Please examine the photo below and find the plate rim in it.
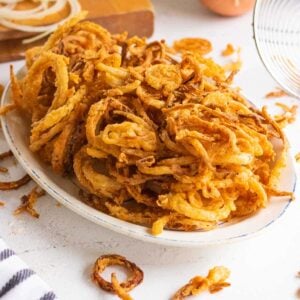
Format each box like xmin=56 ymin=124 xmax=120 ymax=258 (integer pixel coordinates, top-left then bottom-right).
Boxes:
xmin=0 ymin=66 xmax=297 ymax=247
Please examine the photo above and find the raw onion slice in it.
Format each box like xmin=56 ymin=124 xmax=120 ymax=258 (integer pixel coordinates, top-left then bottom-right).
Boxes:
xmin=0 ymin=1 xmax=67 ymax=20
xmin=0 ymin=0 xmax=81 ymax=43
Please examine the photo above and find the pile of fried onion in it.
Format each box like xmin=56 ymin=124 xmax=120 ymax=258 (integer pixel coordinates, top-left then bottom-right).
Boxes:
xmin=8 ymin=11 xmax=292 ymax=235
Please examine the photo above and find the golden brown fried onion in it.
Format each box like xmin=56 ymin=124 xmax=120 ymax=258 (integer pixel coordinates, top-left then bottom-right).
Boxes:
xmin=7 ymin=13 xmax=291 ymax=235
xmin=92 ymin=254 xmax=143 ymax=294
xmin=172 ymin=266 xmax=230 ymax=300
xmin=0 ymin=150 xmax=31 ymax=190
xmin=111 ymin=273 xmax=133 ymax=300
xmin=0 ymin=150 xmax=13 ymax=173
xmin=173 ymin=38 xmax=212 ymax=55
xmin=14 ymin=185 xmax=45 ymax=218
xmin=0 ymin=174 xmax=31 ymax=191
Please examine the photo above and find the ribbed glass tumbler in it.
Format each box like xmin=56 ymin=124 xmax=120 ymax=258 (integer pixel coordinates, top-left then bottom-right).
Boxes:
xmin=253 ymin=0 xmax=300 ymax=98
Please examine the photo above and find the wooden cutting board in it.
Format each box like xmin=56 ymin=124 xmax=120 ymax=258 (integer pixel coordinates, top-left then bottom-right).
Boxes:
xmin=0 ymin=0 xmax=154 ymax=62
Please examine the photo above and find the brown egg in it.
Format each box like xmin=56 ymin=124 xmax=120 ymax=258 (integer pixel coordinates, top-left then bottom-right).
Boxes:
xmin=201 ymin=0 xmax=255 ymax=17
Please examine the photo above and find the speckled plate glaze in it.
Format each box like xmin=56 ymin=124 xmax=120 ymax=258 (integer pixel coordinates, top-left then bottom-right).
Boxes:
xmin=0 ymin=67 xmax=297 ymax=247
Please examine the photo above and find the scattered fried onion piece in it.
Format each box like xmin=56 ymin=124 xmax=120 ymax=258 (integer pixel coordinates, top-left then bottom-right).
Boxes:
xmin=0 ymin=167 xmax=8 ymax=173
xmin=0 ymin=201 xmax=4 ymax=206
xmin=92 ymin=254 xmax=143 ymax=297
xmin=0 ymin=84 xmax=3 ymax=98
xmin=274 ymin=103 xmax=298 ymax=128
xmin=14 ymin=185 xmax=45 ymax=218
xmin=265 ymin=88 xmax=288 ymax=98
xmin=172 ymin=266 xmax=230 ymax=300
xmin=0 ymin=150 xmax=31 ymax=189
xmin=0 ymin=174 xmax=31 ymax=191
xmin=223 ymin=47 xmax=242 ymax=72
xmin=295 ymin=153 xmax=300 ymax=163
xmin=0 ymin=150 xmax=13 ymax=160
xmin=221 ymin=43 xmax=235 ymax=56
xmin=0 ymin=150 xmax=14 ymax=173
xmin=173 ymin=38 xmax=212 ymax=55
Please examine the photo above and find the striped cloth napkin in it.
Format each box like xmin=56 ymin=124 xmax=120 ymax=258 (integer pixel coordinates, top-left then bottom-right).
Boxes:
xmin=0 ymin=238 xmax=57 ymax=300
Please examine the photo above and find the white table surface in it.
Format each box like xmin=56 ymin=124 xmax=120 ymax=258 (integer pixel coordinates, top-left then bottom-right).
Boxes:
xmin=1 ymin=1 xmax=300 ymax=299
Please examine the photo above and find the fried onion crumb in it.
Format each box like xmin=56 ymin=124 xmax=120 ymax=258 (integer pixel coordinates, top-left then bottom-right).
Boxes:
xmin=0 ymin=84 xmax=3 ymax=98
xmin=295 ymin=153 xmax=300 ymax=163
xmin=221 ymin=43 xmax=235 ymax=56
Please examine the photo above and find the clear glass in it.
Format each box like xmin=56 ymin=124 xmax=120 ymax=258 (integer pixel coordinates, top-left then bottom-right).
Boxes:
xmin=253 ymin=0 xmax=300 ymax=98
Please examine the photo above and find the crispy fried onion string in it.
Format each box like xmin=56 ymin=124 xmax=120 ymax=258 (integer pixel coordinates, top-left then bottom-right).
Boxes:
xmin=172 ymin=266 xmax=231 ymax=300
xmin=7 ymin=13 xmax=291 ymax=235
xmin=0 ymin=151 xmax=31 ymax=190
xmin=14 ymin=185 xmax=45 ymax=218
xmin=92 ymin=254 xmax=143 ymax=299
xmin=0 ymin=174 xmax=31 ymax=190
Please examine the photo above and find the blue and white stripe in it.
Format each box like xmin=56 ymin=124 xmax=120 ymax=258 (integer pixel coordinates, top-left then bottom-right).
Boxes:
xmin=0 ymin=239 xmax=57 ymax=300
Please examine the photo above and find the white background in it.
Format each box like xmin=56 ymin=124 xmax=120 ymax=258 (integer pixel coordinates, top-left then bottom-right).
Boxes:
xmin=1 ymin=0 xmax=300 ymax=299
